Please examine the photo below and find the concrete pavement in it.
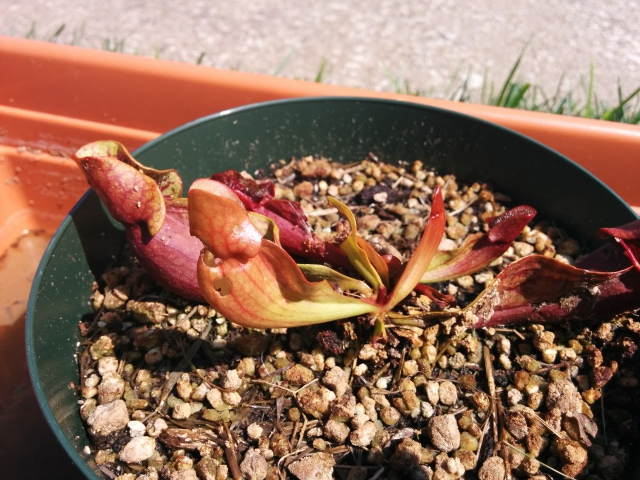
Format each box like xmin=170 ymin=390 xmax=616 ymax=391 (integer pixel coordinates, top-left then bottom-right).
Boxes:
xmin=2 ymin=0 xmax=639 ymax=105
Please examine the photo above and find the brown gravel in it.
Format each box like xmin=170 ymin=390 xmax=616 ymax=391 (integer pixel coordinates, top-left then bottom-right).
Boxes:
xmin=75 ymin=154 xmax=640 ymax=479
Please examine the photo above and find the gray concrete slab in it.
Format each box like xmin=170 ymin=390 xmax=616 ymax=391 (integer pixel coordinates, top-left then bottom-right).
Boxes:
xmin=2 ymin=0 xmax=639 ymax=104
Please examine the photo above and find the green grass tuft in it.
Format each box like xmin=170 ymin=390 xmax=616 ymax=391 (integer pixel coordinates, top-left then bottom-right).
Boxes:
xmin=384 ymin=52 xmax=640 ymax=124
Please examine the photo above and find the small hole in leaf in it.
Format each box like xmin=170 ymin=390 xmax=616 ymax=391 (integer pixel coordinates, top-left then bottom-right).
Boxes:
xmin=202 ymin=251 xmax=222 ymax=267
xmin=213 ymin=277 xmax=232 ymax=296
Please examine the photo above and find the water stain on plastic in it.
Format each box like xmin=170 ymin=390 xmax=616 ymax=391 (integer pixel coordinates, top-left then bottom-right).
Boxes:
xmin=0 ymin=230 xmax=83 ymax=478
xmin=0 ymin=230 xmax=50 ymax=327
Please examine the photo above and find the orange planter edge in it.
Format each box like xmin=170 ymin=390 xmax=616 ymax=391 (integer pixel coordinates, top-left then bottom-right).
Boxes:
xmin=1 ymin=35 xmax=639 ymax=256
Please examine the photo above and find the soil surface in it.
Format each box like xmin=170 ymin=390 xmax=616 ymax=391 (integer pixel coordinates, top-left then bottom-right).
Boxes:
xmin=73 ymin=155 xmax=640 ymax=480
xmin=1 ymin=0 xmax=638 ymax=104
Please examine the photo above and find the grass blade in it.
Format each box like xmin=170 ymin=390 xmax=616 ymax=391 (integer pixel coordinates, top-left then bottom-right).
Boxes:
xmin=493 ymin=49 xmax=525 ymax=107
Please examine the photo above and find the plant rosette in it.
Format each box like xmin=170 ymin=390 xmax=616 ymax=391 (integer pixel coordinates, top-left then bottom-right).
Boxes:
xmin=75 ymin=140 xmax=640 ymax=338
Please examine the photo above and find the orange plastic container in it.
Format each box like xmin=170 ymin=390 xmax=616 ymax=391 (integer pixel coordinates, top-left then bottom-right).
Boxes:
xmin=0 ymin=36 xmax=638 ymax=477
xmin=2 ymin=37 xmax=639 ymax=251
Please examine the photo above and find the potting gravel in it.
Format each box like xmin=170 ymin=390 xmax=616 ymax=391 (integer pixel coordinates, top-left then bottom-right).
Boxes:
xmin=76 ymin=154 xmax=639 ymax=480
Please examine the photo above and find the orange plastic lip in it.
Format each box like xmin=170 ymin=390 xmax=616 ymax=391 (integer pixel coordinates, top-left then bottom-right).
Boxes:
xmin=2 ymin=36 xmax=640 ymax=210
xmin=1 ymin=35 xmax=639 ymax=255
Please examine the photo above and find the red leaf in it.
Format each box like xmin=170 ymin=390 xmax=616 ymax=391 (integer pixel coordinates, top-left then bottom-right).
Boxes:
xmin=188 ymin=179 xmax=263 ymax=260
xmin=210 ymin=169 xmax=275 ymax=203
xmin=573 ymin=219 xmax=640 ymax=318
xmin=384 ymin=186 xmax=446 ymax=309
xmin=196 ymin=241 xmax=379 ymax=328
xmin=421 ymin=205 xmax=536 ymax=283
xmin=487 ymin=206 xmax=537 ymax=243
xmin=466 ymin=255 xmax=625 ymax=328
xmin=413 ymin=284 xmax=457 ymax=309
xmin=598 ymin=219 xmax=640 ymax=270
xmin=126 ymin=201 xmax=206 ymax=302
xmin=74 ymin=141 xmax=205 ymax=301
xmin=211 ymin=170 xmax=349 ymax=267
xmin=189 ymin=179 xmax=379 ymax=328
xmin=74 ymin=143 xmax=167 ymax=236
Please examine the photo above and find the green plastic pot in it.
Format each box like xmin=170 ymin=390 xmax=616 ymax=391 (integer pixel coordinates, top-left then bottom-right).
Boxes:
xmin=26 ymin=97 xmax=638 ymax=478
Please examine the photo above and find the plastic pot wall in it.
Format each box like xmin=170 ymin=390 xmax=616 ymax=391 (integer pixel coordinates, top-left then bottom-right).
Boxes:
xmin=27 ymin=97 xmax=638 ymax=479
